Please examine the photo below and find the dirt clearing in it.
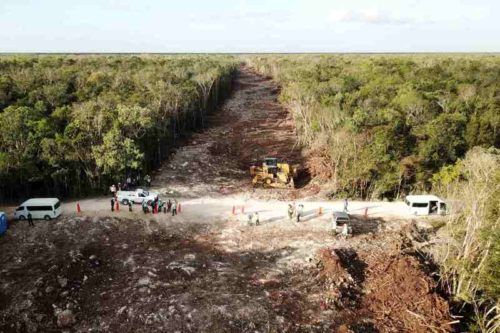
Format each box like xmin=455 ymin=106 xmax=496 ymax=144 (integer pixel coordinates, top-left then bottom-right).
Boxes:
xmin=0 ymin=67 xmax=454 ymax=332
xmin=0 ymin=214 xmax=452 ymax=332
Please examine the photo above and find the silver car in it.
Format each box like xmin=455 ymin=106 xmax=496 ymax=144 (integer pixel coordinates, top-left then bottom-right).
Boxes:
xmin=331 ymin=211 xmax=351 ymax=235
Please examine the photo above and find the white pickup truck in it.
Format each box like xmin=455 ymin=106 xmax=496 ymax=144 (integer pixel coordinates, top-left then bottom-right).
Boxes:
xmin=116 ymin=189 xmax=159 ymax=205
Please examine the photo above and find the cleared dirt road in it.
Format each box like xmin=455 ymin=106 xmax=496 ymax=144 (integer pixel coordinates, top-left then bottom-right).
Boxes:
xmin=152 ymin=66 xmax=304 ymax=198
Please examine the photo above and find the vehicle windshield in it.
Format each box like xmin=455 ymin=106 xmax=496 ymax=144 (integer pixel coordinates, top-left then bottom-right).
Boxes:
xmin=16 ymin=206 xmax=24 ymax=211
xmin=143 ymin=191 xmax=149 ymax=196
xmin=265 ymin=159 xmax=278 ymax=167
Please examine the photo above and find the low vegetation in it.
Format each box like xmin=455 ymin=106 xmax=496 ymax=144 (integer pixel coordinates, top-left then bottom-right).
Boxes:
xmin=0 ymin=55 xmax=238 ymax=200
xmin=247 ymin=54 xmax=500 ymax=199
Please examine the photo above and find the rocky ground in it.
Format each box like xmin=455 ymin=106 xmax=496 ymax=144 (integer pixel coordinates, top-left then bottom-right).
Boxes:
xmin=0 ymin=67 xmax=454 ymax=332
xmin=0 ymin=212 xmax=451 ymax=332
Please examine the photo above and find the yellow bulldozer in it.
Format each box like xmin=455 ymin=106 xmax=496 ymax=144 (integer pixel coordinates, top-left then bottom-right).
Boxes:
xmin=250 ymin=158 xmax=297 ymax=188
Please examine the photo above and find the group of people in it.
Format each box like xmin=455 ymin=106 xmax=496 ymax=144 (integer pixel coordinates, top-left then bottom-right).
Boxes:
xmin=109 ymin=174 xmax=152 ymax=197
xmin=108 ymin=174 xmax=180 ymax=217
xmin=141 ymin=197 xmax=178 ymax=216
xmin=287 ymin=203 xmax=305 ymax=223
xmin=109 ymin=195 xmax=180 ymax=216
xmin=246 ymin=212 xmax=260 ymax=226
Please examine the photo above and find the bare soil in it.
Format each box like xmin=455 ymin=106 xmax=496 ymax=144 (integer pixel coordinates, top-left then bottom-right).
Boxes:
xmin=0 ymin=67 xmax=453 ymax=332
xmin=153 ymin=66 xmax=307 ymax=199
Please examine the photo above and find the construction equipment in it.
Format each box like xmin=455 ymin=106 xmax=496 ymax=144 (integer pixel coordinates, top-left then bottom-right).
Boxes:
xmin=250 ymin=158 xmax=297 ymax=188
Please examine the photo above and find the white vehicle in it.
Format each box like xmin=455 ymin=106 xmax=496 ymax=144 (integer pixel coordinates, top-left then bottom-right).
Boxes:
xmin=405 ymin=195 xmax=446 ymax=216
xmin=116 ymin=189 xmax=158 ymax=205
xmin=331 ymin=211 xmax=352 ymax=234
xmin=14 ymin=198 xmax=62 ymax=221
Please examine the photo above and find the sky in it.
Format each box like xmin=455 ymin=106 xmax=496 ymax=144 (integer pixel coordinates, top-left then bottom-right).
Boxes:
xmin=0 ymin=0 xmax=499 ymax=53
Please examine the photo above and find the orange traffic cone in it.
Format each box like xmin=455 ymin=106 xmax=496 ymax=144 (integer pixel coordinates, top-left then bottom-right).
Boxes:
xmin=77 ymin=203 xmax=81 ymax=213
xmin=116 ymin=201 xmax=120 ymax=212
xmin=178 ymin=203 xmax=182 ymax=213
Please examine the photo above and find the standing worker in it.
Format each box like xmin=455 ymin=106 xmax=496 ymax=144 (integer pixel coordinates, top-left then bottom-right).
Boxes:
xmin=253 ymin=212 xmax=260 ymax=226
xmin=343 ymin=198 xmax=349 ymax=213
xmin=144 ymin=174 xmax=151 ymax=187
xmin=128 ymin=201 xmax=133 ymax=212
xmin=287 ymin=204 xmax=294 ymax=222
xmin=166 ymin=199 xmax=172 ymax=213
xmin=296 ymin=204 xmax=304 ymax=223
xmin=111 ymin=197 xmax=115 ymax=212
xmin=331 ymin=212 xmax=338 ymax=234
xmin=142 ymin=200 xmax=148 ymax=214
xmin=341 ymin=223 xmax=349 ymax=237
xmin=172 ymin=199 xmax=178 ymax=216
xmin=150 ymin=200 xmax=155 ymax=214
xmin=247 ymin=213 xmax=253 ymax=226
xmin=110 ymin=184 xmax=117 ymax=198
xmin=27 ymin=212 xmax=34 ymax=227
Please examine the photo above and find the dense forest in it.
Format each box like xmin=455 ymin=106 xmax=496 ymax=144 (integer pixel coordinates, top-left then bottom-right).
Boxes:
xmin=0 ymin=55 xmax=238 ymax=200
xmin=247 ymin=55 xmax=500 ymax=199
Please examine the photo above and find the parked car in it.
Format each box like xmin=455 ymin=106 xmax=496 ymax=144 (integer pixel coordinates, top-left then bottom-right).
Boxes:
xmin=331 ymin=211 xmax=352 ymax=235
xmin=116 ymin=189 xmax=158 ymax=205
xmin=14 ymin=198 xmax=62 ymax=221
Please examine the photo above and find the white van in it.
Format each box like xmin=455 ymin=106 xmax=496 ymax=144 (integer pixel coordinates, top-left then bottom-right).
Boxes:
xmin=405 ymin=195 xmax=446 ymax=216
xmin=14 ymin=198 xmax=62 ymax=220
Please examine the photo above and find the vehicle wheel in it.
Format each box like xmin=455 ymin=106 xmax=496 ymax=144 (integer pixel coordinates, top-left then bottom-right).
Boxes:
xmin=18 ymin=215 xmax=26 ymax=220
xmin=121 ymin=199 xmax=129 ymax=205
xmin=44 ymin=215 xmax=51 ymax=220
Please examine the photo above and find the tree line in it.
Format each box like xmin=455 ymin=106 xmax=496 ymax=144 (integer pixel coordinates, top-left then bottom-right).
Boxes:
xmin=0 ymin=55 xmax=238 ymax=201
xmin=246 ymin=54 xmax=499 ymax=199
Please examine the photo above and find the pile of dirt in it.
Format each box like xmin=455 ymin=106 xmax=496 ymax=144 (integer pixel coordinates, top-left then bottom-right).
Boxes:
xmin=361 ymin=254 xmax=451 ymax=332
xmin=313 ymin=246 xmax=452 ymax=332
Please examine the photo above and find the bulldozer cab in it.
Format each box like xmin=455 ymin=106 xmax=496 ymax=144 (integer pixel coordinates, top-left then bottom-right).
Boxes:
xmin=264 ymin=158 xmax=278 ymax=167
xmin=263 ymin=158 xmax=278 ymax=175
